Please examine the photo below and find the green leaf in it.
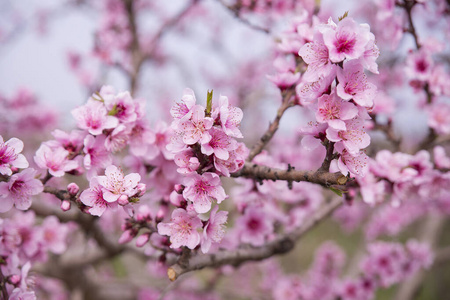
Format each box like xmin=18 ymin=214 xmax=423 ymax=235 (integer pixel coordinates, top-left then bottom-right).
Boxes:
xmin=206 ymin=89 xmax=213 ymax=117
xmin=329 ymin=186 xmax=343 ymax=197
xmin=338 ymin=11 xmax=349 ymax=22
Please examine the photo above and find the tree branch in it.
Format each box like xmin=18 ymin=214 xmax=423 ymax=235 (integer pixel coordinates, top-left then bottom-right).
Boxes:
xmin=247 ymin=88 xmax=296 ymax=161
xmin=166 ymin=198 xmax=343 ymax=281
xmin=231 ymin=162 xmax=348 ymax=187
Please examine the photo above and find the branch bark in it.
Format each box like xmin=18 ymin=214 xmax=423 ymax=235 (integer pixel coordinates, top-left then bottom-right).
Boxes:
xmin=232 ymin=162 xmax=348 ymax=187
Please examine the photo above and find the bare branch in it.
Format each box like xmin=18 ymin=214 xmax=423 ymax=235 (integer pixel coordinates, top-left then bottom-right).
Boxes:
xmin=247 ymin=88 xmax=296 ymax=161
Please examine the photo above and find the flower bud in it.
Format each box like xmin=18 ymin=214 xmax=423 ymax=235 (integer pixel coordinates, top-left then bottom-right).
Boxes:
xmin=60 ymin=200 xmax=71 ymax=211
xmin=174 ymin=184 xmax=184 ymax=194
xmin=169 ymin=191 xmax=184 ymax=207
xmin=67 ymin=182 xmax=79 ymax=195
xmin=136 ymin=183 xmax=146 ymax=196
xmin=118 ymin=194 xmax=129 ymax=206
xmin=136 ymin=233 xmax=150 ymax=247
xmin=9 ymin=274 xmax=20 ymax=285
xmin=118 ymin=229 xmax=136 ymax=244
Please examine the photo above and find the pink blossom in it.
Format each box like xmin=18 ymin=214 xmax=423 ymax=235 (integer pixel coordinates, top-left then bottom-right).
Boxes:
xmin=96 ymin=165 xmax=141 ymax=203
xmin=201 ymin=205 xmax=228 ymax=253
xmin=337 ymin=278 xmax=374 ymax=300
xmin=336 ymin=60 xmax=377 ymax=107
xmin=183 ymin=172 xmax=227 ymax=214
xmin=299 ymin=33 xmax=335 ymax=82
xmin=104 ymin=124 xmax=131 ymax=152
xmin=299 ymin=121 xmax=328 ymax=150
xmin=267 ymin=71 xmax=300 ymax=90
xmin=34 ymin=144 xmax=78 ymax=177
xmin=213 ymin=142 xmax=249 ymax=177
xmin=80 ymin=177 xmax=118 ymax=216
xmin=316 ymin=92 xmax=358 ymax=130
xmin=104 ymin=91 xmax=138 ymax=123
xmin=50 ymin=129 xmax=85 ymax=154
xmin=322 ymin=17 xmax=371 ymax=63
xmin=128 ymin=121 xmax=158 ymax=158
xmin=215 ymin=95 xmax=243 ymax=138
xmin=427 ymin=102 xmax=450 ymax=135
xmin=296 ymin=71 xmax=335 ymax=105
xmin=357 ymin=171 xmax=387 ymax=205
xmin=310 ymin=241 xmax=346 ymax=278
xmin=326 ymin=118 xmax=371 ymax=156
xmin=361 ymin=241 xmax=409 ymax=287
xmin=71 ymin=99 xmax=119 ymax=135
xmin=0 ymin=168 xmax=43 ymax=213
xmin=157 ymin=208 xmax=203 ymax=249
xmin=83 ymin=134 xmax=112 ymax=177
xmin=201 ymin=127 xmax=237 ymax=160
xmin=38 ymin=216 xmax=69 ymax=254
xmin=170 ymin=88 xmax=197 ymax=128
xmin=333 ymin=143 xmax=369 ymax=177
xmin=237 ymin=206 xmax=273 ymax=246
xmin=359 ymin=39 xmax=380 ymax=74
xmin=9 ymin=288 xmax=36 ymax=300
xmin=272 ymin=275 xmax=303 ymax=300
xmin=179 ymin=105 xmax=213 ymax=145
xmin=433 ymin=146 xmax=450 ymax=169
xmin=405 ymin=240 xmax=433 ymax=271
xmin=174 ymin=149 xmax=200 ymax=174
xmin=0 ymin=136 xmax=29 ymax=176
xmin=405 ymin=48 xmax=433 ymax=82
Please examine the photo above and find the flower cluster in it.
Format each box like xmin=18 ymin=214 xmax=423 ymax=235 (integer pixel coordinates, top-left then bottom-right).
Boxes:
xmin=156 ymin=89 xmax=246 ymax=252
xmin=93 ymin=0 xmax=132 ymax=67
xmin=295 ymin=16 xmax=378 ymax=177
xmin=32 ymin=86 xmax=153 ymax=181
xmin=0 ymin=211 xmax=70 ymax=298
xmin=265 ymin=239 xmax=432 ymax=300
xmin=361 ymin=240 xmax=433 ymax=288
xmin=80 ymin=165 xmax=145 ymax=216
xmin=0 ymin=135 xmax=44 ymax=213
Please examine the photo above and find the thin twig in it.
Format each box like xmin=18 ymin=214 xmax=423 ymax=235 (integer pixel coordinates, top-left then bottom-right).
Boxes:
xmin=247 ymin=88 xmax=296 ymax=161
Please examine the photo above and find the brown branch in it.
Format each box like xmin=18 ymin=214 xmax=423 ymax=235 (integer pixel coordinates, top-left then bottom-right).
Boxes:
xmin=166 ymin=198 xmax=343 ymax=281
xmin=216 ymin=0 xmax=270 ymax=34
xmin=43 ymin=186 xmax=74 ymax=201
xmin=247 ymin=88 xmax=296 ymax=161
xmin=123 ymin=0 xmax=199 ymax=94
xmin=0 ymin=267 xmax=9 ymax=300
xmin=231 ymin=162 xmax=348 ymax=187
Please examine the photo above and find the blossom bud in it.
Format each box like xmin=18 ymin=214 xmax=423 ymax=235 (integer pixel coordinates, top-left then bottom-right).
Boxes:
xmin=169 ymin=190 xmax=183 ymax=207
xmin=118 ymin=229 xmax=136 ymax=244
xmin=60 ymin=200 xmax=71 ymax=211
xmin=174 ymin=184 xmax=184 ymax=194
xmin=9 ymin=274 xmax=20 ymax=285
xmin=136 ymin=233 xmax=150 ymax=247
xmin=118 ymin=194 xmax=130 ymax=206
xmin=67 ymin=182 xmax=79 ymax=195
xmin=136 ymin=183 xmax=146 ymax=196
